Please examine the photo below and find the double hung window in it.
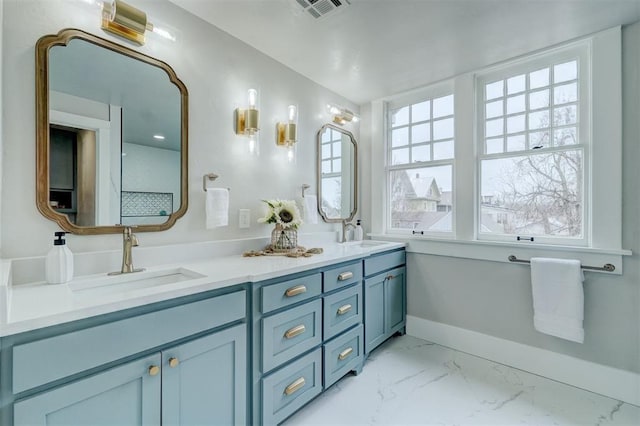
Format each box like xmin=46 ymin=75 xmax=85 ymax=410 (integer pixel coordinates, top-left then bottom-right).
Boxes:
xmin=477 ymin=46 xmax=589 ymax=245
xmin=386 ymin=89 xmax=455 ymax=234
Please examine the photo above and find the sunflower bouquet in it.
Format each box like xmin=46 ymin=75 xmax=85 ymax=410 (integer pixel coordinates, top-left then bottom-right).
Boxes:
xmin=258 ymin=199 xmax=303 ymax=251
xmin=257 ymin=199 xmax=303 ymax=229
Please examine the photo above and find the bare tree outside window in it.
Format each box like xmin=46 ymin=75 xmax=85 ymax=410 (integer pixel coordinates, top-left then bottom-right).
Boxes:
xmin=479 ymin=59 xmax=584 ymax=240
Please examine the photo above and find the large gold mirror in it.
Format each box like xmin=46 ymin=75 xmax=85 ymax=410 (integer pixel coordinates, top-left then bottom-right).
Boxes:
xmin=317 ymin=124 xmax=358 ymax=222
xmin=36 ymin=29 xmax=188 ymax=235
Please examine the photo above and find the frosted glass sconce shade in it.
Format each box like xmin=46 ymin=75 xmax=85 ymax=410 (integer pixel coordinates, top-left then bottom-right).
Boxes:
xmin=100 ymin=0 xmax=175 ymax=44
xmin=327 ymin=103 xmax=359 ymax=125
xmin=235 ymin=89 xmax=261 ymax=155
xmin=277 ymin=104 xmax=298 ymax=163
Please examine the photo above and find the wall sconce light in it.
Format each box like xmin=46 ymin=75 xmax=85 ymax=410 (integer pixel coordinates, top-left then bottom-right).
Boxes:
xmin=327 ymin=103 xmax=359 ymax=125
xmin=277 ymin=105 xmax=298 ymax=163
xmin=100 ymin=0 xmax=176 ymax=45
xmin=235 ymin=89 xmax=260 ymax=155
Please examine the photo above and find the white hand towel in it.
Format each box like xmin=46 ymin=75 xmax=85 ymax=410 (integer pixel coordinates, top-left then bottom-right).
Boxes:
xmin=205 ymin=188 xmax=229 ymax=228
xmin=530 ymin=257 xmax=585 ymax=343
xmin=300 ymin=195 xmax=318 ymax=225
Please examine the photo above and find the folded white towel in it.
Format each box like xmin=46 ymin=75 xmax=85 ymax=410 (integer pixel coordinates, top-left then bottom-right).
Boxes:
xmin=530 ymin=257 xmax=585 ymax=343
xmin=205 ymin=188 xmax=229 ymax=229
xmin=300 ymin=195 xmax=318 ymax=225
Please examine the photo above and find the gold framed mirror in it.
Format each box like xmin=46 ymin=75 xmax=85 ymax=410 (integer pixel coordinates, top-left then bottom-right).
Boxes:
xmin=36 ymin=28 xmax=188 ymax=235
xmin=317 ymin=123 xmax=358 ymax=222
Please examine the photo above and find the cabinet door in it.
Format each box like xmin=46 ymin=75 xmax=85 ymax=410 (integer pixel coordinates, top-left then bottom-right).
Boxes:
xmin=364 ymin=266 xmax=406 ymax=354
xmin=386 ymin=266 xmax=406 ymax=334
xmin=14 ymin=354 xmax=161 ymax=425
xmin=162 ymin=323 xmax=247 ymax=426
xmin=364 ymin=274 xmax=386 ymax=353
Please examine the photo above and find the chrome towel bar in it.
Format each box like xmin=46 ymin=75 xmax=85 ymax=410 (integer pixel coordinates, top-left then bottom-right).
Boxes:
xmin=508 ymin=255 xmax=615 ymax=272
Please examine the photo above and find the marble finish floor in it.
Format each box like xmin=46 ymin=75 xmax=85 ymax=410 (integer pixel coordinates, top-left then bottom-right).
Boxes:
xmin=284 ymin=335 xmax=640 ymax=425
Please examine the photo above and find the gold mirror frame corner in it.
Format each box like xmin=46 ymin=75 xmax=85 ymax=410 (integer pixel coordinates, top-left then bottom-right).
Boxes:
xmin=35 ymin=28 xmax=189 ymax=235
xmin=316 ymin=123 xmax=358 ymax=224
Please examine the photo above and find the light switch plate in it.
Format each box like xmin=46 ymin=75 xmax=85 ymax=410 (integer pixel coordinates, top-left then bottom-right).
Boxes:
xmin=239 ymin=209 xmax=251 ymax=228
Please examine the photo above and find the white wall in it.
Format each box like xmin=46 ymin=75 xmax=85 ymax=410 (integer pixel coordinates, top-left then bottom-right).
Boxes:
xmin=0 ymin=0 xmax=4 ymax=256
xmin=0 ymin=0 xmax=358 ymax=257
xmin=360 ymin=22 xmax=640 ymax=374
xmin=121 ymin=142 xmax=180 ymax=213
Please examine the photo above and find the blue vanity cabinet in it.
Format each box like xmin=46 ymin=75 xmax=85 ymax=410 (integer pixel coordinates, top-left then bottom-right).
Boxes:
xmin=252 ymin=260 xmax=367 ymax=425
xmin=364 ymin=250 xmax=407 ymax=354
xmin=4 ymin=287 xmax=248 ymax=426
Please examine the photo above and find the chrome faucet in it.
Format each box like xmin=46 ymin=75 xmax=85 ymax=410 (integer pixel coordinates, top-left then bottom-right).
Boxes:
xmin=341 ymin=220 xmax=356 ymax=243
xmin=109 ymin=226 xmax=144 ymax=275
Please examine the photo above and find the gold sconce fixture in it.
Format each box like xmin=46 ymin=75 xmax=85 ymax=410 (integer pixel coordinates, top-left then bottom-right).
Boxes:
xmin=327 ymin=103 xmax=359 ymax=125
xmin=276 ymin=105 xmax=298 ymax=163
xmin=235 ymin=89 xmax=260 ymax=155
xmin=99 ymin=0 xmax=175 ymax=45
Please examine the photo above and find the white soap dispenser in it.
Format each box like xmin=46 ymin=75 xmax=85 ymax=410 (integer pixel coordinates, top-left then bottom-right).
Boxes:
xmin=46 ymin=231 xmax=74 ymax=284
xmin=354 ymin=219 xmax=364 ymax=241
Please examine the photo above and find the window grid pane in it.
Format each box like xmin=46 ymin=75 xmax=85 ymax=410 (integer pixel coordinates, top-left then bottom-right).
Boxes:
xmin=321 ymin=131 xmax=342 ymax=174
xmin=483 ymin=58 xmax=580 ymax=155
xmin=388 ymin=95 xmax=454 ymax=165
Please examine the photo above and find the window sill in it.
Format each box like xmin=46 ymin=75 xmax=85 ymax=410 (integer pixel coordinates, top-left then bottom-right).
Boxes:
xmin=368 ymin=233 xmax=632 ymax=275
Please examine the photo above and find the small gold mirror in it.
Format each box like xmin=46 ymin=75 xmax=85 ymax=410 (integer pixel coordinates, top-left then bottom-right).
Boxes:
xmin=36 ymin=29 xmax=188 ymax=235
xmin=317 ymin=124 xmax=358 ymax=222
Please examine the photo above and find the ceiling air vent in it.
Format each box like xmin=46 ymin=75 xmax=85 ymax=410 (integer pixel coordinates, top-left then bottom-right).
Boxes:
xmin=294 ymin=0 xmax=352 ymax=20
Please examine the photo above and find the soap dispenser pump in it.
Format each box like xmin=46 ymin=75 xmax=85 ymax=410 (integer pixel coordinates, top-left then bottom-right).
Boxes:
xmin=46 ymin=231 xmax=74 ymax=284
xmin=354 ymin=219 xmax=364 ymax=241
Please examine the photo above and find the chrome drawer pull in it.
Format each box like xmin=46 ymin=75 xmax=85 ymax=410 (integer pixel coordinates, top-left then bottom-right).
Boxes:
xmin=285 ymin=285 xmax=307 ymax=297
xmin=338 ymin=347 xmax=354 ymax=361
xmin=338 ymin=271 xmax=354 ymax=281
xmin=337 ymin=304 xmax=352 ymax=315
xmin=284 ymin=324 xmax=306 ymax=339
xmin=284 ymin=377 xmax=306 ymax=395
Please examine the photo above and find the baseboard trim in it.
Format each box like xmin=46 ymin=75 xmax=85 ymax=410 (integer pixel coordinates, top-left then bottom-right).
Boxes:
xmin=407 ymin=316 xmax=640 ymax=406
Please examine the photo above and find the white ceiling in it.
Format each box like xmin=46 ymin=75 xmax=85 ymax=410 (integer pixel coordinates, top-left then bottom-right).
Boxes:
xmin=169 ymin=0 xmax=640 ymax=105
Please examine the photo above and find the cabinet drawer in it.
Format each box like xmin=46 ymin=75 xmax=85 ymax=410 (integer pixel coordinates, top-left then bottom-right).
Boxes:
xmin=364 ymin=250 xmax=406 ymax=277
xmin=323 ymin=284 xmax=362 ymax=340
xmin=261 ymin=348 xmax=322 ymax=426
xmin=323 ymin=325 xmax=363 ymax=389
xmin=13 ymin=289 xmax=246 ymax=394
xmin=261 ymin=273 xmax=321 ymax=314
xmin=261 ymin=299 xmax=322 ymax=373
xmin=323 ymin=261 xmax=362 ymax=293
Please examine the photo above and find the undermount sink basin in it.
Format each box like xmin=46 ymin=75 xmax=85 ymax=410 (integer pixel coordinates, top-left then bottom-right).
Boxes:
xmin=342 ymin=240 xmax=390 ymax=248
xmin=69 ymin=268 xmax=206 ymax=296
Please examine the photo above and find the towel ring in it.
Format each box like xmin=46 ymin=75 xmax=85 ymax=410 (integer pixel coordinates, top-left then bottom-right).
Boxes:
xmin=203 ymin=173 xmax=219 ymax=192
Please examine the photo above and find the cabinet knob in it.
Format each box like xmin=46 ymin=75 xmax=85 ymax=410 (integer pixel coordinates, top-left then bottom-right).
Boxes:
xmin=337 ymin=304 xmax=352 ymax=315
xmin=148 ymin=365 xmax=160 ymax=376
xmin=284 ymin=324 xmax=306 ymax=339
xmin=386 ymin=274 xmax=395 ymax=280
xmin=169 ymin=357 xmax=180 ymax=368
xmin=285 ymin=285 xmax=307 ymax=297
xmin=338 ymin=271 xmax=354 ymax=281
xmin=338 ymin=347 xmax=354 ymax=361
xmin=284 ymin=377 xmax=306 ymax=396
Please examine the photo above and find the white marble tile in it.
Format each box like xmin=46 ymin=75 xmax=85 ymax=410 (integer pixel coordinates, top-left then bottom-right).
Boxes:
xmin=284 ymin=336 xmax=640 ymax=425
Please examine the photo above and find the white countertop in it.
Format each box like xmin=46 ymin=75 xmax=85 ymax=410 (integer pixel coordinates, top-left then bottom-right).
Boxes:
xmin=0 ymin=240 xmax=405 ymax=337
